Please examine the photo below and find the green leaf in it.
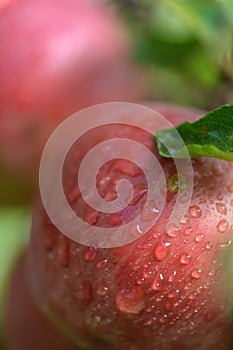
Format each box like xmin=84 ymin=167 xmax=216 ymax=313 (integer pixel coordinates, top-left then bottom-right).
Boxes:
xmin=155 ymin=104 xmax=233 ymax=161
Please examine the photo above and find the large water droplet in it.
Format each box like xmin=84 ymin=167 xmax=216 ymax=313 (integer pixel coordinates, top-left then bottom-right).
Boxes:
xmin=154 ymin=241 xmax=171 ymax=261
xmin=168 ymin=270 xmax=177 ymax=282
xmin=217 ymin=219 xmax=229 ymax=233
xmin=116 ymin=286 xmax=145 ymax=314
xmin=189 ymin=205 xmax=202 ymax=218
xmin=166 ymin=224 xmax=179 ymax=238
xmin=195 ymin=234 xmax=205 ymax=243
xmin=151 ymin=272 xmax=164 ymax=291
xmin=179 ymin=254 xmax=191 ymax=265
xmin=180 ymin=215 xmax=190 ymax=224
xmin=191 ymin=269 xmax=202 ymax=279
xmin=184 ymin=227 xmax=193 ymax=236
xmin=216 ymin=203 xmax=227 ymax=215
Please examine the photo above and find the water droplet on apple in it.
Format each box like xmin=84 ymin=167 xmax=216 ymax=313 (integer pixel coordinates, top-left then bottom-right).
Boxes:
xmin=188 ymin=293 xmax=197 ymax=300
xmin=165 ymin=301 xmax=173 ymax=311
xmin=96 ymin=283 xmax=108 ymax=296
xmin=168 ymin=270 xmax=177 ymax=282
xmin=96 ymin=259 xmax=108 ymax=269
xmin=216 ymin=203 xmax=227 ymax=215
xmin=151 ymin=272 xmax=164 ymax=291
xmin=195 ymin=234 xmax=205 ymax=243
xmin=217 ymin=219 xmax=229 ymax=233
xmin=166 ymin=224 xmax=179 ymax=238
xmin=116 ymin=286 xmax=145 ymax=314
xmin=205 ymin=241 xmax=213 ymax=250
xmin=179 ymin=254 xmax=191 ymax=265
xmin=168 ymin=289 xmax=180 ymax=299
xmin=191 ymin=269 xmax=202 ymax=279
xmin=154 ymin=241 xmax=171 ymax=261
xmin=180 ymin=215 xmax=190 ymax=224
xmin=184 ymin=227 xmax=193 ymax=236
xmin=189 ymin=205 xmax=202 ymax=218
xmin=159 ymin=314 xmax=168 ymax=324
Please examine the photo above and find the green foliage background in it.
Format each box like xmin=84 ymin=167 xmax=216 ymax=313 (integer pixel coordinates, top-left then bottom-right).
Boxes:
xmin=112 ymin=0 xmax=233 ymax=109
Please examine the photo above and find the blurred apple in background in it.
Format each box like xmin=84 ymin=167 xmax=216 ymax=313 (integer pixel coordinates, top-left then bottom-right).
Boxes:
xmin=0 ymin=0 xmax=145 ymax=205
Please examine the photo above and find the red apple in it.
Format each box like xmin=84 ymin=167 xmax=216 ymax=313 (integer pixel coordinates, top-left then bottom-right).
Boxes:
xmin=7 ymin=103 xmax=233 ymax=349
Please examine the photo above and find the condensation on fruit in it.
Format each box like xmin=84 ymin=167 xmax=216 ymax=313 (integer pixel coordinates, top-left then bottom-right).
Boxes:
xmin=180 ymin=214 xmax=190 ymax=224
xmin=166 ymin=224 xmax=180 ymax=238
xmin=154 ymin=241 xmax=171 ymax=261
xmin=179 ymin=254 xmax=191 ymax=265
xmin=116 ymin=286 xmax=145 ymax=314
xmin=189 ymin=205 xmax=202 ymax=218
xmin=217 ymin=219 xmax=229 ymax=233
xmin=167 ymin=289 xmax=180 ymax=299
xmin=205 ymin=241 xmax=213 ymax=250
xmin=191 ymin=269 xmax=202 ymax=279
xmin=168 ymin=270 xmax=177 ymax=282
xmin=96 ymin=259 xmax=108 ymax=269
xmin=184 ymin=227 xmax=193 ymax=236
xmin=216 ymin=203 xmax=227 ymax=215
xmin=96 ymin=283 xmax=108 ymax=296
xmin=151 ymin=272 xmax=164 ymax=291
xmin=195 ymin=234 xmax=205 ymax=243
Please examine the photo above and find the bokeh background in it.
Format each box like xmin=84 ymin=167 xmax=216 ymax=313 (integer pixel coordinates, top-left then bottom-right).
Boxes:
xmin=0 ymin=0 xmax=233 ymax=347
